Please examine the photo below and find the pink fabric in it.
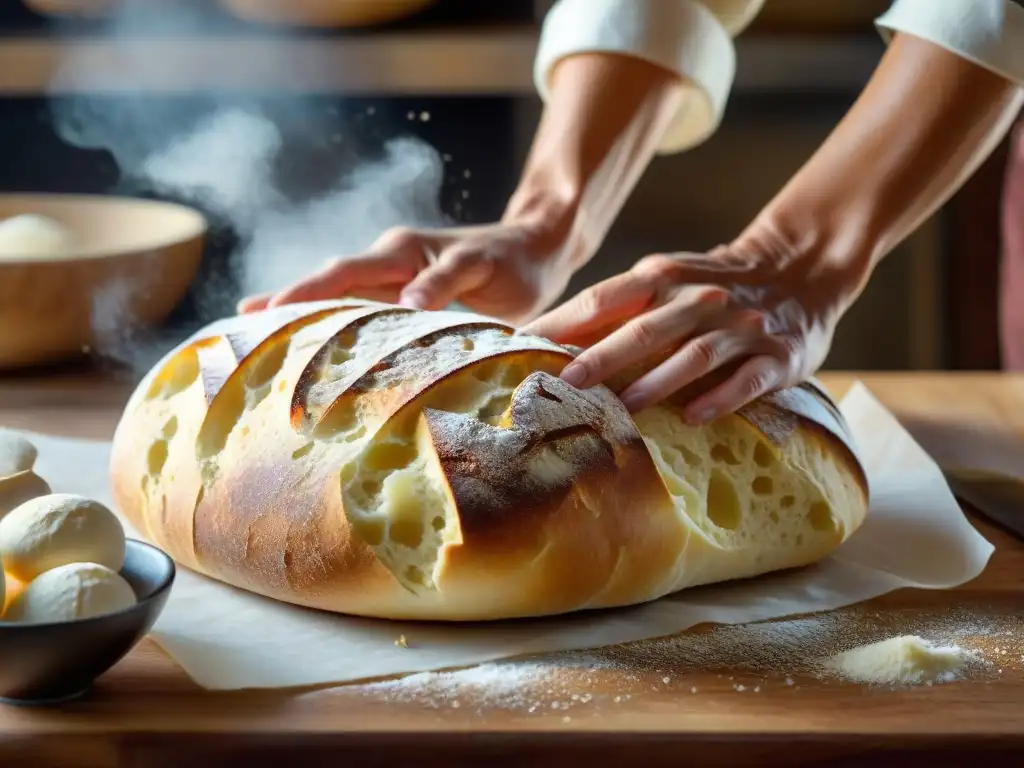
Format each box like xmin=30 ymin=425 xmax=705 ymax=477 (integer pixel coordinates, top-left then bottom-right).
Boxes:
xmin=1001 ymin=119 xmax=1024 ymax=370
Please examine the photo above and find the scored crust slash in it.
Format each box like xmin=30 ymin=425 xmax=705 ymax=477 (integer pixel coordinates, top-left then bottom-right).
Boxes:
xmin=109 ymin=299 xmax=868 ymax=622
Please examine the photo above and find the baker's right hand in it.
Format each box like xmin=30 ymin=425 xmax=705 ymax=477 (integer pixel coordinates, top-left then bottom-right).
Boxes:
xmin=237 ymin=221 xmax=576 ymax=325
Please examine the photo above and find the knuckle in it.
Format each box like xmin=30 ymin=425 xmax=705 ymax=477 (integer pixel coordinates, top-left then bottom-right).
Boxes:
xmin=688 ymin=338 xmax=719 ymax=368
xmin=734 ymin=308 xmax=768 ymax=332
xmin=576 ymin=286 xmax=613 ymax=319
xmin=625 ymin=319 xmax=659 ymax=350
xmin=633 ymin=254 xmax=678 ymax=280
xmin=697 ymin=286 xmax=731 ymax=306
xmin=443 ymin=246 xmax=481 ymax=269
xmin=743 ymin=365 xmax=779 ymax=399
xmin=377 ymin=226 xmax=420 ymax=250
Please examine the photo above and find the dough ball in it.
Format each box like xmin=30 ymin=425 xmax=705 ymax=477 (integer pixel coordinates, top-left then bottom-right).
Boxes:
xmin=0 ymin=470 xmax=52 ymax=520
xmin=4 ymin=562 xmax=136 ymax=623
xmin=0 ymin=493 xmax=126 ymax=582
xmin=0 ymin=429 xmax=38 ymax=478
xmin=0 ymin=214 xmax=78 ymax=258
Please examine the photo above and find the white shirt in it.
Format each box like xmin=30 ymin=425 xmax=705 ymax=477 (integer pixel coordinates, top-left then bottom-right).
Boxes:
xmin=534 ymin=0 xmax=1024 ymax=155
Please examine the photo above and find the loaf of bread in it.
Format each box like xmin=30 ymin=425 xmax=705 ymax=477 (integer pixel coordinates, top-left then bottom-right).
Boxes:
xmin=110 ymin=300 xmax=868 ymax=621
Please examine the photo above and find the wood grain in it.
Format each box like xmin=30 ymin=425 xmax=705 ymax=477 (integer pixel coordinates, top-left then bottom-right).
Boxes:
xmin=0 ymin=369 xmax=1022 ymax=766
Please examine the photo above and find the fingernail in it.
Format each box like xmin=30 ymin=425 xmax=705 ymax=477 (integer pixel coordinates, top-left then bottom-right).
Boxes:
xmin=399 ymin=291 xmax=427 ymax=309
xmin=686 ymin=407 xmax=717 ymax=425
xmin=560 ymin=362 xmax=587 ymax=388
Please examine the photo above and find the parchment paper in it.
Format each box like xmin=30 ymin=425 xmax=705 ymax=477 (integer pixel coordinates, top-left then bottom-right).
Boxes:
xmin=23 ymin=381 xmax=994 ymax=691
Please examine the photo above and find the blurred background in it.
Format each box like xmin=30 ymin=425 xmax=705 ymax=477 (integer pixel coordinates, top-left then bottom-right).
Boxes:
xmin=0 ymin=0 xmax=1012 ymax=375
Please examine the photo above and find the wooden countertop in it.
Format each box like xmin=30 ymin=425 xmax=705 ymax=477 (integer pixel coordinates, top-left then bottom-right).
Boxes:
xmin=0 ymin=370 xmax=1022 ymax=767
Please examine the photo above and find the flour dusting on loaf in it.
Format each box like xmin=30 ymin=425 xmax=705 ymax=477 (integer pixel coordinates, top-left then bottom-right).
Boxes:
xmin=110 ymin=300 xmax=869 ymax=621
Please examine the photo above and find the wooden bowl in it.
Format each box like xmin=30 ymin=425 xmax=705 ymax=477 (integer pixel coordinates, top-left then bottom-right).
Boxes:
xmin=218 ymin=0 xmax=437 ymax=28
xmin=0 ymin=539 xmax=175 ymax=706
xmin=22 ymin=0 xmax=120 ymax=18
xmin=0 ymin=193 xmax=206 ymax=371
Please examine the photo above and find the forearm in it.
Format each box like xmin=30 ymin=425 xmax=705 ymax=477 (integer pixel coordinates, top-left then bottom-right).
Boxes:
xmin=503 ymin=53 xmax=683 ymax=270
xmin=504 ymin=0 xmax=758 ymax=273
xmin=739 ymin=32 xmax=1024 ymax=302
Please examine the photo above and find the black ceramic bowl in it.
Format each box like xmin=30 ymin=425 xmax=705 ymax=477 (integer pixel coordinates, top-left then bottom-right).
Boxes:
xmin=0 ymin=538 xmax=175 ymax=705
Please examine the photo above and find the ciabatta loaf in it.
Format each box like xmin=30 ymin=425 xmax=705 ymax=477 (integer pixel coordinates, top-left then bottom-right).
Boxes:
xmin=110 ymin=300 xmax=868 ymax=621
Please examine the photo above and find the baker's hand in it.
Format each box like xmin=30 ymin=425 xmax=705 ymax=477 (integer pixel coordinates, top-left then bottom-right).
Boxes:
xmin=237 ymin=221 xmax=575 ymax=325
xmin=523 ymin=241 xmax=861 ymax=423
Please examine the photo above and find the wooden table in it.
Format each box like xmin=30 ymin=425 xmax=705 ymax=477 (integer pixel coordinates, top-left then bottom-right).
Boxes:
xmin=0 ymin=369 xmax=1022 ymax=767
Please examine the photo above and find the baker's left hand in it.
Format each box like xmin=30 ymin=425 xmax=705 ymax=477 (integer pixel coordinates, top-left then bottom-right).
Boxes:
xmin=523 ymin=241 xmax=861 ymax=423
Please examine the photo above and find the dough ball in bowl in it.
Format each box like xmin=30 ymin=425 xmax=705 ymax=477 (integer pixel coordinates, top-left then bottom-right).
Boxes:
xmin=0 ymin=214 xmax=77 ymax=258
xmin=0 ymin=429 xmax=38 ymax=478
xmin=4 ymin=562 xmax=136 ymax=623
xmin=0 ymin=494 xmax=126 ymax=583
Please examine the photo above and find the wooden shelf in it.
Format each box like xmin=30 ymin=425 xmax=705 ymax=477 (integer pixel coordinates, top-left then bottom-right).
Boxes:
xmin=0 ymin=29 xmax=885 ymax=96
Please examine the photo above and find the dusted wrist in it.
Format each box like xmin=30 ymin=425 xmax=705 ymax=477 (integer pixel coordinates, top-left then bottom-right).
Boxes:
xmin=502 ymin=181 xmax=591 ymax=270
xmin=732 ymin=209 xmax=878 ymax=307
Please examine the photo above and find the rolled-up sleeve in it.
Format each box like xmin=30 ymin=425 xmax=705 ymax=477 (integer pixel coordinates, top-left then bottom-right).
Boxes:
xmin=533 ymin=0 xmax=766 ymax=155
xmin=875 ymin=0 xmax=1024 ymax=86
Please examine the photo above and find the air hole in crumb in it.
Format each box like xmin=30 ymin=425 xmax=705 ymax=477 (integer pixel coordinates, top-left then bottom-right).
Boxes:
xmin=769 ymin=510 xmax=780 ymax=524
xmin=808 ymin=501 xmax=836 ymax=533
xmin=706 ymin=470 xmax=742 ymax=530
xmin=330 ymin=346 xmax=352 ymax=365
xmin=291 ymin=443 xmax=314 ymax=460
xmin=677 ymin=444 xmax=702 ymax=466
xmin=146 ymin=350 xmax=199 ymax=400
xmin=314 ymin=405 xmax=359 ymax=438
xmin=431 ymin=516 xmax=446 ymax=531
xmin=390 ymin=518 xmax=425 ymax=549
xmin=795 ymin=533 xmax=804 ymax=546
xmin=162 ymin=416 xmax=178 ymax=439
xmin=200 ymin=383 xmax=246 ymax=457
xmin=461 ymin=338 xmax=475 ymax=351
xmin=405 ymin=565 xmax=426 ymax=586
xmin=361 ymin=478 xmax=383 ymax=496
xmin=344 ymin=426 xmax=368 ymax=443
xmin=710 ymin=444 xmax=740 ymax=465
xmin=780 ymin=494 xmax=796 ymax=508
xmin=363 ymin=442 xmax=418 ymax=472
xmin=355 ymin=518 xmax=385 ymax=546
xmin=248 ymin=342 xmax=289 ymax=390
xmin=500 ymin=364 xmax=527 ymax=387
xmin=147 ymin=440 xmax=169 ymax=475
xmin=752 ymin=476 xmax=774 ymax=495
xmin=472 ymin=360 xmax=500 ymax=381
xmin=753 ymin=442 xmax=775 ymax=468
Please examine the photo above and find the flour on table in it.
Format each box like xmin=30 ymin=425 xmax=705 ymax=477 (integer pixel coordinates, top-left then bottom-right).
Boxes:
xmin=819 ymin=635 xmax=976 ymax=686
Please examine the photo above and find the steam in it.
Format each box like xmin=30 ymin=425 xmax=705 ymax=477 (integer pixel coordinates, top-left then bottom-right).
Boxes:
xmin=48 ymin=0 xmax=449 ymax=376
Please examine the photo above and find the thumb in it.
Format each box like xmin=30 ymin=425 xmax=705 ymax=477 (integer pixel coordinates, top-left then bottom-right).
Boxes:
xmin=399 ymin=247 xmax=492 ymax=311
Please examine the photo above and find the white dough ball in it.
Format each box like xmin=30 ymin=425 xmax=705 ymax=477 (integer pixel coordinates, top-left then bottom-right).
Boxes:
xmin=0 ymin=470 xmax=52 ymax=521
xmin=0 ymin=214 xmax=78 ymax=258
xmin=0 ymin=493 xmax=126 ymax=582
xmin=4 ymin=562 xmax=136 ymax=623
xmin=0 ymin=429 xmax=38 ymax=478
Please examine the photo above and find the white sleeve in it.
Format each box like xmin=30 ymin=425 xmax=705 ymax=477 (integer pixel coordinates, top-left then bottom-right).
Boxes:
xmin=875 ymin=0 xmax=1024 ymax=86
xmin=533 ymin=0 xmax=767 ymax=155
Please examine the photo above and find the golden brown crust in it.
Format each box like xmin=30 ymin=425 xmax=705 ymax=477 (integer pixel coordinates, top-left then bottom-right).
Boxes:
xmin=110 ymin=300 xmax=870 ymax=621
